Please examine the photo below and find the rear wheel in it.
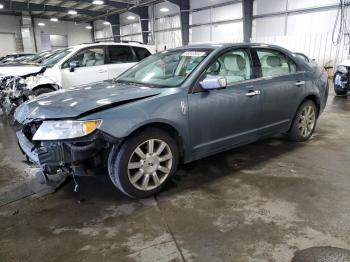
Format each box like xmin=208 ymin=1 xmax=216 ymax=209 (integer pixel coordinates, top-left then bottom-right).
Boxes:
xmin=288 ymin=100 xmax=317 ymax=142
xmin=108 ymin=128 xmax=179 ymax=198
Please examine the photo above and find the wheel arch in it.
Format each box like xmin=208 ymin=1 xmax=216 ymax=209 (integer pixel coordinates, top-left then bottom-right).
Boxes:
xmin=32 ymin=84 xmax=58 ymax=92
xmin=302 ymin=94 xmax=321 ymax=117
xmin=124 ymin=122 xmax=186 ymax=162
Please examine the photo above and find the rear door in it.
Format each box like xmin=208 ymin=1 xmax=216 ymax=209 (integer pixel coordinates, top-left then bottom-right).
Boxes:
xmin=251 ymin=48 xmax=303 ymax=136
xmin=106 ymin=45 xmax=138 ymax=79
xmin=61 ymin=46 xmax=108 ymax=88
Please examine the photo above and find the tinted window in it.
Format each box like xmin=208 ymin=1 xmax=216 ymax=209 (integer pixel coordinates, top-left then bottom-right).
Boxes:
xmin=257 ymin=49 xmax=296 ymax=77
xmin=205 ymin=49 xmax=252 ymax=85
xmin=108 ymin=46 xmax=136 ymax=63
xmin=133 ymin=47 xmax=151 ymax=61
xmin=63 ymin=47 xmax=105 ymax=68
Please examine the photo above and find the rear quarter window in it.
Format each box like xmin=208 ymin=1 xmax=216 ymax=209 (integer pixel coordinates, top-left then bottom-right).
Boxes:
xmin=133 ymin=47 xmax=151 ymax=61
xmin=108 ymin=45 xmax=136 ymax=64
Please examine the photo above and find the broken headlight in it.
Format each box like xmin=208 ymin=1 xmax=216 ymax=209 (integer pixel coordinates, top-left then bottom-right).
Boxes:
xmin=24 ymin=75 xmax=41 ymax=89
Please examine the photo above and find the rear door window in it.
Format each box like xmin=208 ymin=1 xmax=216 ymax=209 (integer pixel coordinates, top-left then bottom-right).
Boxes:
xmin=108 ymin=45 xmax=136 ymax=64
xmin=256 ymin=49 xmax=296 ymax=77
xmin=133 ymin=47 xmax=151 ymax=61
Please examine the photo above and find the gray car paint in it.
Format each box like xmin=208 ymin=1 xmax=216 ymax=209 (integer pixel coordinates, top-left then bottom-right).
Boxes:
xmin=15 ymin=43 xmax=328 ymax=164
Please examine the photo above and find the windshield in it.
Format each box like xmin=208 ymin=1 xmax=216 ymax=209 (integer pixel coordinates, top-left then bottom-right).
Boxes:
xmin=117 ymin=49 xmax=210 ymax=87
xmin=40 ymin=48 xmax=72 ymax=67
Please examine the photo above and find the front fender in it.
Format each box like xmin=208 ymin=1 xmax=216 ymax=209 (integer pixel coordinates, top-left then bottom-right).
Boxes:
xmin=79 ymin=89 xmax=191 ymax=161
xmin=29 ymin=74 xmax=62 ymax=91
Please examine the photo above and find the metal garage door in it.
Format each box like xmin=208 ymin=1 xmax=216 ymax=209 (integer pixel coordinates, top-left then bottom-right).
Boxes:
xmin=0 ymin=33 xmax=16 ymax=57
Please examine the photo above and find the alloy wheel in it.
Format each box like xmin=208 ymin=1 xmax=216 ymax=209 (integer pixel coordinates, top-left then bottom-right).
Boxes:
xmin=127 ymin=139 xmax=173 ymax=191
xmin=298 ymin=105 xmax=316 ymax=138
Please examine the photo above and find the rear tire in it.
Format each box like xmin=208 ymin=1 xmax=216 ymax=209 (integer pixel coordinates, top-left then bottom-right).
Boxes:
xmin=108 ymin=128 xmax=179 ymax=198
xmin=34 ymin=87 xmax=54 ymax=96
xmin=288 ymin=100 xmax=317 ymax=142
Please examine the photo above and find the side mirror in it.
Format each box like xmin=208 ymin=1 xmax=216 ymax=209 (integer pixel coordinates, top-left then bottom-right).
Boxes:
xmin=69 ymin=61 xmax=79 ymax=72
xmin=200 ymin=76 xmax=227 ymax=90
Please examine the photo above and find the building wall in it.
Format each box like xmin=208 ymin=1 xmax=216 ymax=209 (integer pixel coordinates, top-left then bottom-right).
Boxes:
xmin=251 ymin=0 xmax=346 ymax=68
xmin=190 ymin=0 xmax=243 ymax=44
xmin=0 ymin=15 xmax=22 ymax=56
xmin=94 ymin=20 xmax=113 ymax=41
xmin=33 ymin=18 xmax=92 ymax=51
xmin=150 ymin=1 xmax=182 ymax=50
xmin=252 ymin=0 xmax=340 ymax=37
xmin=119 ymin=12 xmax=143 ymax=43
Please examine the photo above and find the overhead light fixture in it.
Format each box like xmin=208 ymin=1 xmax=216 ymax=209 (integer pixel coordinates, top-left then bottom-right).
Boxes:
xmin=160 ymin=7 xmax=169 ymax=12
xmin=68 ymin=10 xmax=78 ymax=15
xmin=127 ymin=15 xmax=136 ymax=20
xmin=103 ymin=21 xmax=110 ymax=25
xmin=92 ymin=0 xmax=104 ymax=4
xmin=50 ymin=18 xmax=58 ymax=22
xmin=0 ymin=4 xmax=4 ymax=9
xmin=85 ymin=25 xmax=93 ymax=29
xmin=38 ymin=22 xmax=45 ymax=27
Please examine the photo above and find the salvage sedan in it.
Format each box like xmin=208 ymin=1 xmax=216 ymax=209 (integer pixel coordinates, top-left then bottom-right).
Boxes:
xmin=14 ymin=43 xmax=329 ymax=198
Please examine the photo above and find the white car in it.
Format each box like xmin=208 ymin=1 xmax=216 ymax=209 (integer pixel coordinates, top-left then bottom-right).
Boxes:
xmin=0 ymin=42 xmax=153 ymax=95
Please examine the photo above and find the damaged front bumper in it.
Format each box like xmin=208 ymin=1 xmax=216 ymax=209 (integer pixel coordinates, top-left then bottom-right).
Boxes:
xmin=334 ymin=71 xmax=350 ymax=92
xmin=17 ymin=128 xmax=119 ymax=177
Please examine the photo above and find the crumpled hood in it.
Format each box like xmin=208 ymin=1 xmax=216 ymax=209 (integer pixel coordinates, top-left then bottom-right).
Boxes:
xmin=15 ymin=81 xmax=162 ymax=123
xmin=0 ymin=64 xmax=45 ymax=77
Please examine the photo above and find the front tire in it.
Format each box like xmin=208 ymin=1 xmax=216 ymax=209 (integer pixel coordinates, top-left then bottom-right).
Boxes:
xmin=108 ymin=128 xmax=179 ymax=198
xmin=288 ymin=100 xmax=317 ymax=142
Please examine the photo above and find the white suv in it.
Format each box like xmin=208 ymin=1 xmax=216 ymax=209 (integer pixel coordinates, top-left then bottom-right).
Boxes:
xmin=0 ymin=42 xmax=153 ymax=95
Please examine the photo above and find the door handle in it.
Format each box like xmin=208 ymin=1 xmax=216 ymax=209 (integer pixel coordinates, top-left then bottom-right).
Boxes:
xmin=295 ymin=81 xmax=305 ymax=86
xmin=245 ymin=90 xmax=261 ymax=97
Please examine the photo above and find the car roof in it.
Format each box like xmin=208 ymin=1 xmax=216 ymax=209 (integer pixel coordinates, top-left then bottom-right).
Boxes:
xmin=70 ymin=42 xmax=151 ymax=50
xmin=173 ymin=42 xmax=291 ymax=52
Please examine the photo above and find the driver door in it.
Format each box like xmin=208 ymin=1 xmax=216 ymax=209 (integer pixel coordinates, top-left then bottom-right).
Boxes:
xmin=61 ymin=46 xmax=108 ymax=88
xmin=188 ymin=48 xmax=262 ymax=160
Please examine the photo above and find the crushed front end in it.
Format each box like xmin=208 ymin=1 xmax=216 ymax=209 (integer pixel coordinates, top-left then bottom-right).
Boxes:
xmin=0 ymin=76 xmax=34 ymax=116
xmin=334 ymin=65 xmax=350 ymax=94
xmin=16 ymin=119 xmax=118 ymax=181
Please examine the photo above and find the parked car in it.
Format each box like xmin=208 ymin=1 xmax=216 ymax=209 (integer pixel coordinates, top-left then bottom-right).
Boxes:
xmin=0 ymin=42 xmax=153 ymax=94
xmin=333 ymin=58 xmax=350 ymax=95
xmin=0 ymin=53 xmax=36 ymax=64
xmin=15 ymin=43 xmax=329 ymax=198
xmin=0 ymin=50 xmax=66 ymax=116
xmin=0 ymin=43 xmax=153 ymax=116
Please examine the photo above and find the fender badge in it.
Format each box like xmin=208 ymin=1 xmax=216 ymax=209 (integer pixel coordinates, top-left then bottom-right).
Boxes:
xmin=180 ymin=101 xmax=187 ymax=115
